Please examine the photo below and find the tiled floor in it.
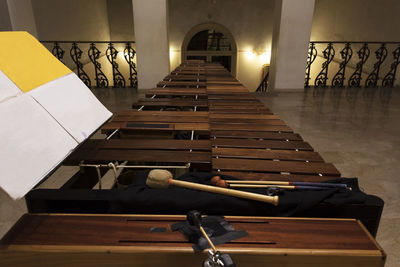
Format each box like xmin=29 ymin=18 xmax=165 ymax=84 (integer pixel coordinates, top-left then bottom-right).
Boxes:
xmin=0 ymin=86 xmax=398 ymax=266
xmin=257 ymin=86 xmax=399 ymax=267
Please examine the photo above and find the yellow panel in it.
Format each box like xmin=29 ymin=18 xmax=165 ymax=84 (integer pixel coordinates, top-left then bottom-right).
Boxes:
xmin=0 ymin=32 xmax=71 ymax=93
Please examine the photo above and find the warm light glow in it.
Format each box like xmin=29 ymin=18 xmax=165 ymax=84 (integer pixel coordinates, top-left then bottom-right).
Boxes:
xmin=169 ymin=49 xmax=174 ymax=60
xmin=245 ymin=50 xmax=256 ymax=60
xmin=259 ymin=49 xmax=271 ymax=64
xmin=244 ymin=48 xmax=271 ymax=64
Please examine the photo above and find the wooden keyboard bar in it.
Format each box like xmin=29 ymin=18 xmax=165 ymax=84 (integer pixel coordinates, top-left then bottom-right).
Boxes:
xmin=213 ymin=158 xmax=341 ymax=176
xmin=211 ymin=131 xmax=303 ymax=141
xmin=146 ymin=88 xmax=207 ymax=97
xmin=102 ymin=122 xmax=209 ymax=132
xmin=217 ymin=171 xmax=338 ymax=182
xmin=210 ymin=118 xmax=286 ymax=125
xmin=212 ymin=148 xmax=324 ymax=162
xmin=157 ymin=81 xmax=206 ymax=88
xmin=210 ymin=114 xmax=280 ymax=120
xmin=164 ymin=75 xmax=206 ymax=81
xmin=65 ymin=139 xmax=211 ymax=165
xmin=210 ymin=123 xmax=292 ymax=132
xmin=212 ymin=139 xmax=313 ymax=150
xmin=118 ymin=111 xmax=208 ymax=116
xmin=132 ymin=99 xmax=208 ymax=109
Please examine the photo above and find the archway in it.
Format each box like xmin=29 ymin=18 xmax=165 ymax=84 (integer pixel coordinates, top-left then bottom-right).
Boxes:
xmin=182 ymin=23 xmax=237 ymax=76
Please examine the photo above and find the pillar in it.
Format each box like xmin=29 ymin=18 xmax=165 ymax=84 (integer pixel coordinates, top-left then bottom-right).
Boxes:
xmin=0 ymin=0 xmax=12 ymax=31
xmin=269 ymin=0 xmax=315 ymax=90
xmin=6 ymin=0 xmax=38 ymax=37
xmin=132 ymin=0 xmax=170 ymax=90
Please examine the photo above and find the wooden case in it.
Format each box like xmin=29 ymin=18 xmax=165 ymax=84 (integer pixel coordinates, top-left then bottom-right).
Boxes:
xmin=0 ymin=214 xmax=386 ymax=267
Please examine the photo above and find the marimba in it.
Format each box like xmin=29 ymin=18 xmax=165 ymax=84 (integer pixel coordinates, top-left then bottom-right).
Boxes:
xmin=17 ymin=60 xmax=385 ymax=266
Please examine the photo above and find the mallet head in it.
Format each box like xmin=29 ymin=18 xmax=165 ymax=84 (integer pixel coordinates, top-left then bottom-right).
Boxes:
xmin=146 ymin=169 xmax=173 ymax=189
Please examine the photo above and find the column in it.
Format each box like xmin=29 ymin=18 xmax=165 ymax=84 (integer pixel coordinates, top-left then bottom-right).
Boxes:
xmin=269 ymin=0 xmax=315 ymax=90
xmin=6 ymin=0 xmax=38 ymax=37
xmin=132 ymin=0 xmax=170 ymax=90
xmin=0 ymin=0 xmax=12 ymax=31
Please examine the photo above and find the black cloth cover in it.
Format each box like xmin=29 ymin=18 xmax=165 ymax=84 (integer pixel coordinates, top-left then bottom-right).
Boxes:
xmin=171 ymin=215 xmax=248 ymax=252
xmin=108 ymin=172 xmax=367 ymax=217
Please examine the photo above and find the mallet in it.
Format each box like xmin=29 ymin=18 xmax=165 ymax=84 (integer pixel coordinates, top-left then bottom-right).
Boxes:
xmin=210 ymin=176 xmax=349 ymax=190
xmin=187 ymin=210 xmax=236 ymax=267
xmin=146 ymin=170 xmax=279 ymax=206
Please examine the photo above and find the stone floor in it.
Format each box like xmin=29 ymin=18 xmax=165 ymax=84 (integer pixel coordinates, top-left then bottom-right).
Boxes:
xmin=0 ymin=86 xmax=398 ymax=266
xmin=257 ymin=86 xmax=399 ymax=267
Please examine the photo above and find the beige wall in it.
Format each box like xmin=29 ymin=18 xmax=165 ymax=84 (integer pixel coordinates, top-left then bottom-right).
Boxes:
xmin=32 ymin=0 xmax=110 ymax=41
xmin=169 ymin=0 xmax=274 ymax=91
xmin=311 ymin=0 xmax=400 ymax=42
xmin=107 ymin=0 xmax=135 ymax=41
xmin=309 ymin=0 xmax=400 ymax=86
xmin=31 ymin=0 xmax=127 ymax=87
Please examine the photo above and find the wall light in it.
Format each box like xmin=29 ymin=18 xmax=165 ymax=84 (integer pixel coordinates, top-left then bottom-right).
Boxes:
xmin=245 ymin=50 xmax=256 ymax=60
xmin=259 ymin=50 xmax=271 ymax=64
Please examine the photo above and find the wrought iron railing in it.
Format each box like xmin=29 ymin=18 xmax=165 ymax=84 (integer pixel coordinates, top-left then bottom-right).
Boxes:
xmin=305 ymin=41 xmax=400 ymax=88
xmin=41 ymin=41 xmax=137 ymax=89
xmin=256 ymin=71 xmax=269 ymax=92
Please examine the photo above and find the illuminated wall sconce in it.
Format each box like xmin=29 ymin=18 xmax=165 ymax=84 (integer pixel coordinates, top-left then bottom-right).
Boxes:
xmin=245 ymin=49 xmax=271 ymax=64
xmin=245 ymin=50 xmax=256 ymax=60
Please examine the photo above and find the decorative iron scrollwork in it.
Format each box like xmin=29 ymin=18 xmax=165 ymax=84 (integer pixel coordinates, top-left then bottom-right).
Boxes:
xmin=348 ymin=43 xmax=370 ymax=87
xmin=51 ymin=42 xmax=65 ymax=63
xmin=124 ymin=43 xmax=138 ymax=88
xmin=70 ymin=43 xmax=91 ymax=87
xmin=382 ymin=45 xmax=400 ymax=87
xmin=305 ymin=42 xmax=317 ymax=87
xmin=331 ymin=43 xmax=352 ymax=87
xmin=106 ymin=43 xmax=126 ymax=88
xmin=314 ymin=43 xmax=335 ymax=87
xmin=365 ymin=43 xmax=387 ymax=88
xmin=88 ymin=43 xmax=109 ymax=88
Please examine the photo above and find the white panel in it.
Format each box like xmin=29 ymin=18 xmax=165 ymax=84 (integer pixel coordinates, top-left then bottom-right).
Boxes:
xmin=0 ymin=70 xmax=22 ymax=103
xmin=0 ymin=94 xmax=78 ymax=199
xmin=28 ymin=73 xmax=112 ymax=143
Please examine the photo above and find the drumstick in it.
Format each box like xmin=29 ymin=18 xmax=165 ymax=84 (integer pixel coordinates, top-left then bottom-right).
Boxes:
xmin=146 ymin=170 xmax=279 ymax=206
xmin=211 ymin=176 xmax=348 ymax=189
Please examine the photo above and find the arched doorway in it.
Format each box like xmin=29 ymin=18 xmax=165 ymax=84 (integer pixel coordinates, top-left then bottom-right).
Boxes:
xmin=182 ymin=23 xmax=237 ymax=76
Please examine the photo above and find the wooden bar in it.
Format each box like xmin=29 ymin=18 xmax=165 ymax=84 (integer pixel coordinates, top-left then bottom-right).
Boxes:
xmin=212 ymin=158 xmax=341 ymax=176
xmin=211 ymin=131 xmax=302 ymax=141
xmin=212 ymin=139 xmax=312 ymax=150
xmin=132 ymin=99 xmax=208 ymax=109
xmin=212 ymin=148 xmax=324 ymax=162
xmin=157 ymin=80 xmax=206 ymax=87
xmin=210 ymin=124 xmax=293 ymax=132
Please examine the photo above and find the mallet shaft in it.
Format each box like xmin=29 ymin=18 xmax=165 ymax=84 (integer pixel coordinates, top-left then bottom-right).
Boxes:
xmin=199 ymin=226 xmax=217 ymax=252
xmin=225 ymin=180 xmax=347 ymax=188
xmin=170 ymin=179 xmax=278 ymax=205
xmin=228 ymin=184 xmax=327 ymax=190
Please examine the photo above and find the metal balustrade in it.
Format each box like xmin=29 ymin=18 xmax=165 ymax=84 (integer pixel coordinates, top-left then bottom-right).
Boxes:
xmin=305 ymin=42 xmax=400 ymax=88
xmin=41 ymin=41 xmax=137 ymax=89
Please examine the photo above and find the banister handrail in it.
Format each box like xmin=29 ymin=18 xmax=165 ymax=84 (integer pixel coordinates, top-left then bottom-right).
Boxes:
xmin=305 ymin=41 xmax=400 ymax=88
xmin=41 ymin=40 xmax=137 ymax=89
